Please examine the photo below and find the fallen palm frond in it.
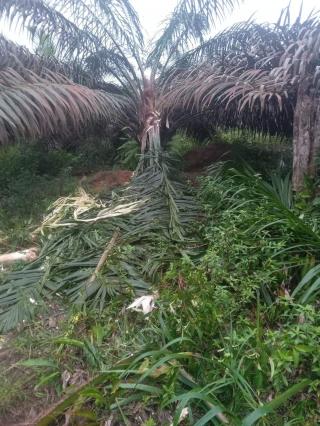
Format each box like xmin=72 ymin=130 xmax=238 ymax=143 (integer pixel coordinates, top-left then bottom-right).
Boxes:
xmin=87 ymin=229 xmax=120 ymax=284
xmin=0 ymin=152 xmax=199 ymax=332
xmin=36 ymin=188 xmax=103 ymax=231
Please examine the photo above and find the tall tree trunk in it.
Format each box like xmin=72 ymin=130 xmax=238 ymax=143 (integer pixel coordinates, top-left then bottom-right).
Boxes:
xmin=292 ymin=80 xmax=320 ymax=191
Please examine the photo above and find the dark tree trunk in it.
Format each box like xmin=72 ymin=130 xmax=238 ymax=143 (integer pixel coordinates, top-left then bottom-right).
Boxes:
xmin=293 ymin=81 xmax=320 ymax=191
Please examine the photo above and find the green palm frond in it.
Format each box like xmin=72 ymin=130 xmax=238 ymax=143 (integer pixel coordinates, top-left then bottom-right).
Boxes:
xmin=160 ymin=11 xmax=320 ymax=136
xmin=0 ymin=266 xmax=46 ymax=332
xmin=148 ymin=0 xmax=240 ymax=76
xmin=0 ymin=66 xmax=124 ymax=143
xmin=0 ymin=153 xmax=199 ymax=331
xmin=0 ymin=1 xmax=145 ymax=144
xmin=0 ymin=0 xmax=100 ymax=59
xmin=0 ymin=0 xmax=143 ymax=56
xmin=0 ymin=34 xmax=100 ymax=88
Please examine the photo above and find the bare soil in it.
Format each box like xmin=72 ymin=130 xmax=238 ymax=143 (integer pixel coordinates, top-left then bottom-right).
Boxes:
xmin=85 ymin=170 xmax=133 ymax=193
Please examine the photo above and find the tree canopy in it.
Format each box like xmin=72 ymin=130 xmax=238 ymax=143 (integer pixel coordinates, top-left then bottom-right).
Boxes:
xmin=0 ymin=0 xmax=239 ymax=143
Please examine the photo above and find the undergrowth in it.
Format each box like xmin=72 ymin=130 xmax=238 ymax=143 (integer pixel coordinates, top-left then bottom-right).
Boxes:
xmin=1 ymin=162 xmax=320 ymax=424
xmin=0 ymin=139 xmax=117 ymax=249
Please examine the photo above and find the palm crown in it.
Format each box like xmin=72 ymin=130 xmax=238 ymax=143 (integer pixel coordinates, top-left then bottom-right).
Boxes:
xmin=0 ymin=1 xmax=237 ymax=147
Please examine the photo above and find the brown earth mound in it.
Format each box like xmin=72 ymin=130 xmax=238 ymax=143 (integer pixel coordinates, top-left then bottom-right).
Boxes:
xmin=85 ymin=170 xmax=133 ymax=193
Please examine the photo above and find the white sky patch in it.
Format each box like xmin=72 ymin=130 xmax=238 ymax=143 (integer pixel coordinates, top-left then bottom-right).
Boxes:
xmin=134 ymin=0 xmax=319 ymax=39
xmin=0 ymin=0 xmax=319 ymax=47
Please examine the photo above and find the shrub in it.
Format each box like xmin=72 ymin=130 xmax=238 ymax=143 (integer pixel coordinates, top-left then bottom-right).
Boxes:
xmin=71 ymin=136 xmax=116 ymax=174
xmin=0 ymin=144 xmax=76 ymax=248
xmin=167 ymin=130 xmax=199 ymax=157
xmin=115 ymin=139 xmax=140 ymax=170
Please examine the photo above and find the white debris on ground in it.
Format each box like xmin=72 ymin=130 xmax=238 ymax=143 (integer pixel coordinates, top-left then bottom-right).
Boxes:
xmin=0 ymin=247 xmax=38 ymax=269
xmin=126 ymin=293 xmax=158 ymax=314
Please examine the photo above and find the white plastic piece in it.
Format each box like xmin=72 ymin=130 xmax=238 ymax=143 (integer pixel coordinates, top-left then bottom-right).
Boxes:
xmin=126 ymin=294 xmax=157 ymax=314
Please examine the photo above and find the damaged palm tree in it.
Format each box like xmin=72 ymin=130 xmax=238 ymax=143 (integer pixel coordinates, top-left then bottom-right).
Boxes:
xmin=0 ymin=0 xmax=239 ymax=330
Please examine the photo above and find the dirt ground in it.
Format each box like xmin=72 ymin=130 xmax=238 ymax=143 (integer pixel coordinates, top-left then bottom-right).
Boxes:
xmin=84 ymin=170 xmax=133 ymax=193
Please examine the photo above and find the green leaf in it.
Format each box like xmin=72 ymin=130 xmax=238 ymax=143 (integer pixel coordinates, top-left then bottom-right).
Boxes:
xmin=194 ymin=406 xmax=226 ymax=426
xmin=35 ymin=372 xmax=60 ymax=389
xmin=54 ymin=338 xmax=85 ymax=348
xmin=18 ymin=358 xmax=58 ymax=369
xmin=242 ymin=379 xmax=311 ymax=426
xmin=295 ymin=345 xmax=314 ymax=353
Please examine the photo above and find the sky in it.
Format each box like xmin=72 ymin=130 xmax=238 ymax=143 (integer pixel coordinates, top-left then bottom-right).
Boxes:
xmin=133 ymin=0 xmax=319 ymax=40
xmin=1 ymin=0 xmax=319 ymax=45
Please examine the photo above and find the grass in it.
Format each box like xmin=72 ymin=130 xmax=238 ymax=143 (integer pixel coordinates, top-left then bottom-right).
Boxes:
xmin=1 ymin=134 xmax=320 ymax=424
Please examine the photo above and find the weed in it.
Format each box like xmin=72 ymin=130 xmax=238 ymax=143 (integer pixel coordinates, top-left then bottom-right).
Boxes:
xmin=116 ymin=139 xmax=140 ymax=170
xmin=1 ymin=151 xmax=320 ymax=424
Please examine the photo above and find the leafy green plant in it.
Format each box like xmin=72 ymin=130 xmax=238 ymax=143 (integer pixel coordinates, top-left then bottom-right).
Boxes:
xmin=71 ymin=137 xmax=116 ymax=174
xmin=116 ymin=139 xmax=140 ymax=170
xmin=0 ymin=144 xmax=77 ymax=249
xmin=167 ymin=130 xmax=199 ymax=158
xmin=2 ymin=159 xmax=320 ymax=424
xmin=292 ymin=264 xmax=320 ymax=304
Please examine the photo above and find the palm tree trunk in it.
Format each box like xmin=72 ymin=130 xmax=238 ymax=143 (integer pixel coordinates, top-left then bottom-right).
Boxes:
xmin=292 ymin=80 xmax=320 ymax=191
xmin=138 ymin=78 xmax=161 ymax=156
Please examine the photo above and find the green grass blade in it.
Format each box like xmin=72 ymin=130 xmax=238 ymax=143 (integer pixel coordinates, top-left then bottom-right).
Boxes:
xmin=242 ymin=379 xmax=311 ymax=426
xmin=194 ymin=406 xmax=226 ymax=426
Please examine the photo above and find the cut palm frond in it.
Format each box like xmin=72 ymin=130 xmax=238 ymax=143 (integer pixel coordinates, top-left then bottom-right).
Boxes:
xmin=0 ymin=153 xmax=199 ymax=331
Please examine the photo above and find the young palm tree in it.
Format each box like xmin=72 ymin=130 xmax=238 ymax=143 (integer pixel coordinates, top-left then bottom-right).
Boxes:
xmin=0 ymin=0 xmax=238 ymax=150
xmin=163 ymin=8 xmax=320 ymax=190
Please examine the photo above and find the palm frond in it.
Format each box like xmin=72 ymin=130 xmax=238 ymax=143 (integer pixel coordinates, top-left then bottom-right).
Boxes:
xmin=0 ymin=66 xmax=124 ymax=143
xmin=292 ymin=264 xmax=320 ymax=304
xmin=0 ymin=0 xmax=144 ymax=87
xmin=0 ymin=0 xmax=99 ymax=60
xmin=160 ymin=13 xmax=320 ymax=136
xmin=0 ymin=34 xmax=101 ymax=88
xmin=148 ymin=0 xmax=240 ymax=76
xmin=0 ymin=153 xmax=199 ymax=331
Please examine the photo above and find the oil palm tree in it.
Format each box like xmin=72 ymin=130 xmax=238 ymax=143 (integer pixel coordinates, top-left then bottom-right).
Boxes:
xmin=2 ymin=2 xmax=320 ymax=189
xmin=163 ymin=7 xmax=320 ymax=190
xmin=0 ymin=0 xmax=239 ymax=150
xmin=0 ymin=0 xmax=241 ymax=332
